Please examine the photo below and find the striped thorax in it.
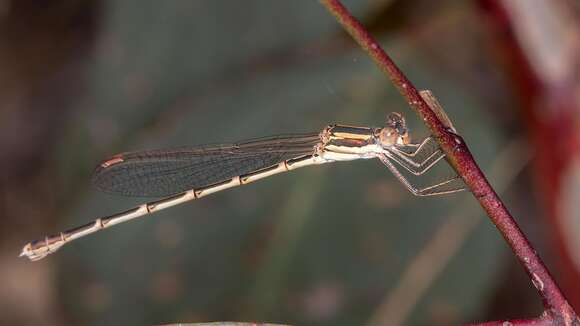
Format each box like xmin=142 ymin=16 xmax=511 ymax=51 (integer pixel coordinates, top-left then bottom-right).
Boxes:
xmin=319 ymin=112 xmax=410 ymax=162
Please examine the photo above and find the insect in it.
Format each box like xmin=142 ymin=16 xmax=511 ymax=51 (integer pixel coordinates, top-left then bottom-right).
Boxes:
xmin=20 ymin=90 xmax=464 ymax=261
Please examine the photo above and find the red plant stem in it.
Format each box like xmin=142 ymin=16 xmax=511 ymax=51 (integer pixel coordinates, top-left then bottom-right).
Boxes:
xmin=318 ymin=0 xmax=578 ymax=323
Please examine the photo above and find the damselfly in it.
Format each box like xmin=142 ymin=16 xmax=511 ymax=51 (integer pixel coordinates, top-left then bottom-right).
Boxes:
xmin=20 ymin=90 xmax=464 ymax=261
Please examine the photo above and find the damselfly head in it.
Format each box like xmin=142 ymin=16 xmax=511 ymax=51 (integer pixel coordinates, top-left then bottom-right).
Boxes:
xmin=379 ymin=112 xmax=410 ymax=146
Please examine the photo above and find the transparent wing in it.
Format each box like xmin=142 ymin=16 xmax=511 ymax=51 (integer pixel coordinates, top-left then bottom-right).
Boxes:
xmin=92 ymin=133 xmax=320 ymax=197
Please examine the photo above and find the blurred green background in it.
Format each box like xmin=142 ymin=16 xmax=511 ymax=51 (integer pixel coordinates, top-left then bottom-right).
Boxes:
xmin=1 ymin=0 xmax=562 ymax=325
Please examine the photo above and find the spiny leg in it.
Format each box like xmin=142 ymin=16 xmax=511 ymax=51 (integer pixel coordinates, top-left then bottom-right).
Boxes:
xmin=382 ymin=136 xmax=445 ymax=176
xmin=394 ymin=136 xmax=437 ymax=157
xmin=379 ymin=154 xmax=465 ymax=196
xmin=385 ymin=149 xmax=446 ymax=176
xmin=391 ymin=137 xmax=443 ymax=169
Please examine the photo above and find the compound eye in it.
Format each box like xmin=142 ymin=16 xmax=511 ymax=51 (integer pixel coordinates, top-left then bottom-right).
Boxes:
xmin=386 ymin=112 xmax=404 ymax=127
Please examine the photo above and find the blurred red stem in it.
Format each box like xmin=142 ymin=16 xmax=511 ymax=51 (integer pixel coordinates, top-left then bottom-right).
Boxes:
xmin=318 ymin=0 xmax=578 ymax=324
xmin=468 ymin=317 xmax=553 ymax=326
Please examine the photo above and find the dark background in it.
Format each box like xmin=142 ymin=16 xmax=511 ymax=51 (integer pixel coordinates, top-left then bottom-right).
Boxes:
xmin=1 ymin=1 xmax=579 ymax=325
